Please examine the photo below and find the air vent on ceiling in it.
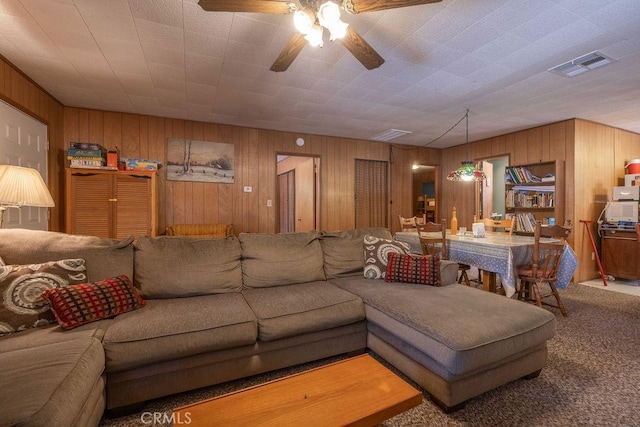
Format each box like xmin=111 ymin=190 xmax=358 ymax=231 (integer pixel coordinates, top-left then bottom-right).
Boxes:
xmin=548 ymin=51 xmax=615 ymax=77
xmin=371 ymin=129 xmax=412 ymax=142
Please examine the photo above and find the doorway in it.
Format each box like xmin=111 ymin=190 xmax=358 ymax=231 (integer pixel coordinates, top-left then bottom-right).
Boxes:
xmin=277 ymin=154 xmax=319 ymax=233
xmin=475 ymin=156 xmax=509 ymax=220
xmin=412 ymin=165 xmax=438 ymax=223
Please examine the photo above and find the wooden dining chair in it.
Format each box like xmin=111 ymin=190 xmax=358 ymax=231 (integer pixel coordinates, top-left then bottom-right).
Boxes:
xmin=516 ymin=221 xmax=572 ymax=316
xmin=414 ymin=214 xmax=427 ymax=226
xmin=474 ymin=215 xmax=515 ymax=234
xmin=416 ymin=220 xmax=471 ymax=286
xmin=399 ymin=215 xmax=417 ymax=232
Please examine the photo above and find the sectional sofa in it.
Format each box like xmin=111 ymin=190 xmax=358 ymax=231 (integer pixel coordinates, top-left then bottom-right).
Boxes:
xmin=0 ymin=227 xmax=556 ymax=426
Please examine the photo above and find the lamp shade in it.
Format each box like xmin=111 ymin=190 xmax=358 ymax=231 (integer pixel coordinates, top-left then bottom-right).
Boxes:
xmin=0 ymin=165 xmax=55 ymax=207
xmin=447 ymin=161 xmax=487 ymax=182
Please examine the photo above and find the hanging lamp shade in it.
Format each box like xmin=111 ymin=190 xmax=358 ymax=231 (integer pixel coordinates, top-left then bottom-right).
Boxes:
xmin=447 ymin=109 xmax=486 ymax=182
xmin=447 ymin=161 xmax=487 ymax=182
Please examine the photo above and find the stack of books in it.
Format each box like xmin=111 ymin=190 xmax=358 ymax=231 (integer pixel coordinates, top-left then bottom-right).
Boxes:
xmin=67 ymin=143 xmax=115 ymax=169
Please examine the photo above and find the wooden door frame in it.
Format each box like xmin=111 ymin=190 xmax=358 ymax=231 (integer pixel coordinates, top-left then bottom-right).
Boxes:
xmin=275 ymin=153 xmax=320 ymax=233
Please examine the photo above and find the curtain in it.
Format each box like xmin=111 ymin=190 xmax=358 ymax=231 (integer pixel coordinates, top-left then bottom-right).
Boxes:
xmin=355 ymin=159 xmax=388 ymax=228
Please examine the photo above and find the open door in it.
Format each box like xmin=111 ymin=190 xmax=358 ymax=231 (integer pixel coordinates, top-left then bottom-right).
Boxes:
xmin=277 ymin=155 xmax=319 ymax=233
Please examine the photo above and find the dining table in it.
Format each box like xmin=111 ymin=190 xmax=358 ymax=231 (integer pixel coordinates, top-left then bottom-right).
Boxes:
xmin=394 ymin=231 xmax=579 ymax=298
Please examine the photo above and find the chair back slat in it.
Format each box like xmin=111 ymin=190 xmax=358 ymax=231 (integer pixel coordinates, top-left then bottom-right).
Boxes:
xmin=416 ymin=219 xmax=447 ymax=258
xmin=399 ymin=215 xmax=417 ymax=232
xmin=530 ymin=222 xmax=572 ymax=281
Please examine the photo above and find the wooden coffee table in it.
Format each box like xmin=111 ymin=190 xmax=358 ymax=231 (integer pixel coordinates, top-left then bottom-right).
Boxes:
xmin=173 ymin=354 xmax=422 ymax=426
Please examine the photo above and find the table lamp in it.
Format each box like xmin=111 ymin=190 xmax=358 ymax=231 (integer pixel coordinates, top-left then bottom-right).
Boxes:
xmin=0 ymin=165 xmax=55 ymax=227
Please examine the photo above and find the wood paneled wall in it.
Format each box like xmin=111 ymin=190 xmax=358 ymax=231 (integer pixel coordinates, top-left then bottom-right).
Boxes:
xmin=5 ymin=54 xmax=640 ymax=283
xmin=572 ymin=119 xmax=640 ymax=282
xmin=62 ymin=108 xmax=441 ymax=235
xmin=0 ymin=56 xmax=65 ymax=230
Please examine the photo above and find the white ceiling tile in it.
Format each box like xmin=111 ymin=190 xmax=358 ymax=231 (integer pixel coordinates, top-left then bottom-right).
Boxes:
xmin=0 ymin=0 xmax=638 ymax=147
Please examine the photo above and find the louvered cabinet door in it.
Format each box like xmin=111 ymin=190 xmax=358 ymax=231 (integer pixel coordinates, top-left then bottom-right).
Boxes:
xmin=66 ymin=169 xmax=156 ymax=238
xmin=114 ymin=173 xmax=156 ymax=239
xmin=66 ymin=170 xmax=113 ymax=237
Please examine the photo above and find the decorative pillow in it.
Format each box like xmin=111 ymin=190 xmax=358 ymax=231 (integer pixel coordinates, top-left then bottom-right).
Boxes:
xmin=363 ymin=235 xmax=410 ymax=279
xmin=41 ymin=275 xmax=145 ymax=330
xmin=0 ymin=259 xmax=87 ymax=335
xmin=385 ymin=252 xmax=441 ymax=286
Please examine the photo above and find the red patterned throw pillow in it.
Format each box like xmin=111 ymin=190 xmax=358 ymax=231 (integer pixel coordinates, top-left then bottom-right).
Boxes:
xmin=384 ymin=252 xmax=441 ymax=286
xmin=41 ymin=275 xmax=145 ymax=329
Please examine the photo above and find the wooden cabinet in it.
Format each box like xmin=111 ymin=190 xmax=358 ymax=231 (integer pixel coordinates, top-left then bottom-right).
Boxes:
xmin=505 ymin=161 xmax=564 ymax=234
xmin=600 ymin=228 xmax=640 ymax=280
xmin=66 ymin=169 xmax=157 ymax=238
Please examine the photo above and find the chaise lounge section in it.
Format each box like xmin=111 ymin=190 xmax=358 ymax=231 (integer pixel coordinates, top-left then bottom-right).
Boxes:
xmin=0 ymin=227 xmax=556 ymax=425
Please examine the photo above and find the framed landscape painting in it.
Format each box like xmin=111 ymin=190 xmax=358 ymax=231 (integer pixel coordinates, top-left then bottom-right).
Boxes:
xmin=167 ymin=138 xmax=235 ymax=183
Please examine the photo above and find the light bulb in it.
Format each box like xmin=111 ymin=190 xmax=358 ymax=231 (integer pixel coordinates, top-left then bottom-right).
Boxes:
xmin=327 ymin=20 xmax=348 ymax=40
xmin=293 ymin=9 xmax=315 ymax=35
xmin=318 ymin=1 xmax=341 ymax=26
xmin=305 ymin=24 xmax=324 ymax=47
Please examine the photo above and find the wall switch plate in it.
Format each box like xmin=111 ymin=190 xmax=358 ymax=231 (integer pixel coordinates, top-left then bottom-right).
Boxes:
xmin=243 ymin=186 xmax=252 ymax=192
xmin=267 ymin=199 xmax=273 ymax=207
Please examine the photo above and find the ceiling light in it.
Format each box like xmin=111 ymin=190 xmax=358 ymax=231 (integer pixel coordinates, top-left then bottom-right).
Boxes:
xmin=318 ymin=1 xmax=348 ymax=40
xmin=293 ymin=9 xmax=316 ymax=34
xmin=447 ymin=110 xmax=486 ymax=182
xmin=305 ymin=24 xmax=324 ymax=47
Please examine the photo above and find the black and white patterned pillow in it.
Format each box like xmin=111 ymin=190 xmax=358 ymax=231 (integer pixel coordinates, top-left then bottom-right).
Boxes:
xmin=363 ymin=235 xmax=410 ymax=279
xmin=0 ymin=259 xmax=87 ymax=335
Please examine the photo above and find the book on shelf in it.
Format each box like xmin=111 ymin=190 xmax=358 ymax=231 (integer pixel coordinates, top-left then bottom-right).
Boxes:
xmin=514 ymin=213 xmax=537 ymax=233
xmin=70 ymin=142 xmax=107 ymax=152
xmin=505 ymin=166 xmax=542 ymax=184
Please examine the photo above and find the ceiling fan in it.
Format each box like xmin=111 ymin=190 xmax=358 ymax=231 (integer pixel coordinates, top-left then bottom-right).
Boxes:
xmin=198 ymin=0 xmax=442 ymax=72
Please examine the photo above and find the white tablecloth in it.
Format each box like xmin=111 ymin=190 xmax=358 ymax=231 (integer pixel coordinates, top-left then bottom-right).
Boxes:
xmin=394 ymin=231 xmax=578 ymax=298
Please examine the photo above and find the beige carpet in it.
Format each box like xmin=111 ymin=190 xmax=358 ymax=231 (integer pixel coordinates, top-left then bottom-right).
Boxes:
xmin=101 ymin=284 xmax=640 ymax=427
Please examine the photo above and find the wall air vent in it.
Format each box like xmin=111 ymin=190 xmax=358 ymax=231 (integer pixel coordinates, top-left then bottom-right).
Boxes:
xmin=548 ymin=51 xmax=615 ymax=77
xmin=371 ymin=129 xmax=412 ymax=142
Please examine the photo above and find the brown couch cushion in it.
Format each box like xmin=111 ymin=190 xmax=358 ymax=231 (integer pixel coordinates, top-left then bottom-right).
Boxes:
xmin=0 ymin=229 xmax=133 ymax=282
xmin=103 ymin=293 xmax=257 ymax=372
xmin=134 ymin=236 xmax=242 ymax=298
xmin=363 ymin=235 xmax=410 ymax=279
xmin=319 ymin=227 xmax=392 ymax=279
xmin=242 ymin=281 xmax=365 ymax=341
xmin=0 ymin=259 xmax=87 ymax=335
xmin=239 ymin=231 xmax=325 ymax=288
xmin=0 ymin=337 xmax=105 ymax=427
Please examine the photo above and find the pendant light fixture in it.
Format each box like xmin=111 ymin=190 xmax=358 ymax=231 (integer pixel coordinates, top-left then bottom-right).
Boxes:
xmin=447 ymin=109 xmax=486 ymax=182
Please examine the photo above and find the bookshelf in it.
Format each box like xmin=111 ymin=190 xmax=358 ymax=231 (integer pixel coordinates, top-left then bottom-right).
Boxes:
xmin=504 ymin=161 xmax=564 ymax=234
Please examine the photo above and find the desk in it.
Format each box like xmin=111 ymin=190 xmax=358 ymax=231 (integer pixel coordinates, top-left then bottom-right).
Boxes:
xmin=394 ymin=231 xmax=578 ymax=298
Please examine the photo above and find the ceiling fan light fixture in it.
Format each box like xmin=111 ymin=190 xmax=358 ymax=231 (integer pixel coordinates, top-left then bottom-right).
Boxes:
xmin=318 ymin=1 xmax=347 ymax=41
xmin=293 ymin=9 xmax=316 ymax=34
xmin=327 ymin=20 xmax=348 ymax=40
xmin=305 ymin=24 xmax=324 ymax=47
xmin=318 ymin=1 xmax=341 ymax=26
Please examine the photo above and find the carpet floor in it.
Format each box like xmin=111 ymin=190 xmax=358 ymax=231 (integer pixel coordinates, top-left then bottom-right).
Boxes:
xmin=100 ymin=283 xmax=640 ymax=427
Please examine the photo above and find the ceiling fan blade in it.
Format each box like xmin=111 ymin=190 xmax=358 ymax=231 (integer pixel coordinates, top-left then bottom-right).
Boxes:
xmin=343 ymin=0 xmax=442 ymax=14
xmin=270 ymin=33 xmax=308 ymax=72
xmin=198 ymin=0 xmax=294 ymax=14
xmin=339 ymin=26 xmax=384 ymax=70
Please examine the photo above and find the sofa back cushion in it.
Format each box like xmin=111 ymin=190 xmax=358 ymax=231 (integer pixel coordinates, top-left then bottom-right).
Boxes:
xmin=239 ymin=231 xmax=325 ymax=288
xmin=134 ymin=236 xmax=242 ymax=298
xmin=0 ymin=229 xmax=133 ymax=282
xmin=319 ymin=228 xmax=392 ymax=279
